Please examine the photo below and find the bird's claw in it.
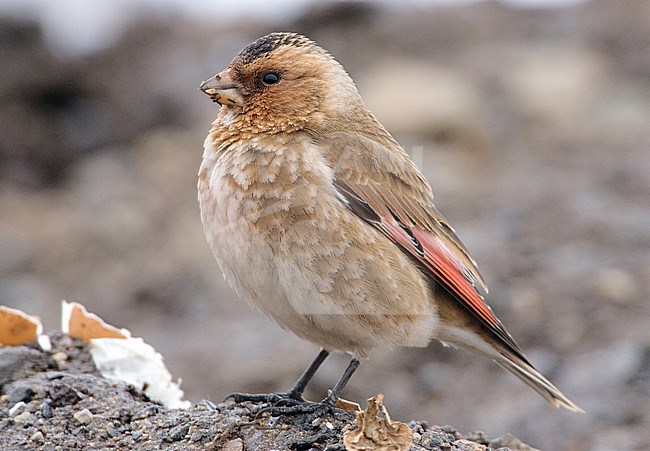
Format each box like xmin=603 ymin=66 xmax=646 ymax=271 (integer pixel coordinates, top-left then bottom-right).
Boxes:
xmin=257 ymin=397 xmax=345 ymax=423
xmin=224 ymin=390 xmax=305 ymax=405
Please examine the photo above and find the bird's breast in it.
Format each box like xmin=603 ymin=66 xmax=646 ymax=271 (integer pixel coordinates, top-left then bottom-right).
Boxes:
xmin=198 ymin=133 xmax=439 ymax=355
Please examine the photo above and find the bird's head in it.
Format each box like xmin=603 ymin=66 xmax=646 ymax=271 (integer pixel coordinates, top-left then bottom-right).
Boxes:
xmin=200 ymin=32 xmax=363 ymax=133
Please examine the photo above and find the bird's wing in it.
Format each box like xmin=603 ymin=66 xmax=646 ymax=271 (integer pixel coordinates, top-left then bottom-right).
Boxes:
xmin=323 ymin=131 xmax=520 ymax=352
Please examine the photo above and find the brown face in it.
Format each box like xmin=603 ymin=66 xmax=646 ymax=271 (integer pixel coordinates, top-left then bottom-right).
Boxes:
xmin=200 ymin=33 xmax=332 ymax=129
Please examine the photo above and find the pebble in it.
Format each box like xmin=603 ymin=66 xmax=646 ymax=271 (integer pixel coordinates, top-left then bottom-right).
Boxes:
xmin=168 ymin=424 xmax=190 ymax=441
xmin=13 ymin=411 xmax=36 ymax=424
xmin=41 ymin=401 xmax=53 ymax=419
xmin=0 ymin=347 xmax=43 ymax=386
xmin=189 ymin=431 xmax=203 ymax=442
xmin=49 ymin=384 xmax=81 ymax=407
xmin=133 ymin=405 xmax=158 ymax=419
xmin=489 ymin=433 xmax=538 ymax=451
xmin=8 ymin=385 xmax=34 ymax=403
xmin=222 ymin=438 xmax=244 ymax=451
xmin=73 ymin=408 xmax=94 ymax=425
xmin=52 ymin=352 xmax=68 ymax=367
xmin=8 ymin=401 xmax=26 ymax=417
xmin=30 ymin=431 xmax=45 ymax=443
xmin=453 ymin=438 xmax=487 ymax=450
xmin=45 ymin=372 xmax=65 ymax=380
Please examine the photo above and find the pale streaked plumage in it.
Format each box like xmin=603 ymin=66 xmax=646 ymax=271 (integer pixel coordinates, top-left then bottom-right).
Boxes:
xmin=198 ymin=32 xmax=582 ymax=412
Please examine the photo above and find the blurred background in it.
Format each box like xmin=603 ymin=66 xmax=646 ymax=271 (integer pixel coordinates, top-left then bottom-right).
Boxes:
xmin=1 ymin=0 xmax=648 ymax=449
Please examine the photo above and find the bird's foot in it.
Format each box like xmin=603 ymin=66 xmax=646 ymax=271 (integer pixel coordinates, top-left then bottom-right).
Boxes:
xmin=259 ymin=395 xmax=353 ymax=423
xmin=224 ymin=390 xmax=305 ymax=407
xmin=258 ymin=399 xmax=329 ymax=418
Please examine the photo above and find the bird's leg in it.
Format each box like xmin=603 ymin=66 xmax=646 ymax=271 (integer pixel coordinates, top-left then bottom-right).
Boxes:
xmin=321 ymin=357 xmax=360 ymax=406
xmin=225 ymin=349 xmax=329 ymax=405
xmin=284 ymin=348 xmax=330 ymax=400
xmin=259 ymin=357 xmax=362 ymax=419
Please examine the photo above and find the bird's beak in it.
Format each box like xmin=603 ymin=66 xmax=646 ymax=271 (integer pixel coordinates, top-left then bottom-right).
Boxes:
xmin=199 ymin=68 xmax=245 ymax=106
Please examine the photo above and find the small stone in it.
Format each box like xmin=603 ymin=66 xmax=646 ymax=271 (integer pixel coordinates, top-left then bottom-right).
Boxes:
xmin=0 ymin=346 xmax=47 ymax=386
xmin=489 ymin=433 xmax=540 ymax=451
xmin=222 ymin=438 xmax=244 ymax=451
xmin=30 ymin=431 xmax=45 ymax=443
xmin=73 ymin=408 xmax=94 ymax=425
xmin=132 ymin=430 xmax=143 ymax=441
xmin=45 ymin=372 xmax=65 ymax=380
xmin=8 ymin=385 xmax=34 ymax=403
xmin=49 ymin=384 xmax=81 ymax=407
xmin=453 ymin=438 xmax=487 ymax=450
xmin=52 ymin=352 xmax=68 ymax=366
xmin=14 ymin=411 xmax=36 ymax=424
xmin=168 ymin=424 xmax=190 ymax=441
xmin=9 ymin=401 xmax=26 ymax=417
xmin=189 ymin=431 xmax=203 ymax=442
xmin=41 ymin=401 xmax=53 ymax=419
xmin=133 ymin=405 xmax=158 ymax=419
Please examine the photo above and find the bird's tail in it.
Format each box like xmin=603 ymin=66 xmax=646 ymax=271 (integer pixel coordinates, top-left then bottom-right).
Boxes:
xmin=493 ymin=351 xmax=584 ymax=412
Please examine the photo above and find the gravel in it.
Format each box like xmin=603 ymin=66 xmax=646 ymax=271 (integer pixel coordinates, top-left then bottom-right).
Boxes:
xmin=0 ymin=333 xmax=534 ymax=450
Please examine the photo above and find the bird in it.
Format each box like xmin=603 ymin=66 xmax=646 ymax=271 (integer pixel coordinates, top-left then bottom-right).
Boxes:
xmin=198 ymin=31 xmax=582 ymax=414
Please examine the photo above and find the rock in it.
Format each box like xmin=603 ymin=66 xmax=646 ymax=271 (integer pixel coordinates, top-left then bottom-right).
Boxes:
xmin=13 ymin=411 xmax=36 ymax=424
xmin=168 ymin=424 xmax=190 ymax=441
xmin=45 ymin=372 xmax=65 ymax=380
xmin=222 ymin=438 xmax=244 ymax=451
xmin=30 ymin=431 xmax=45 ymax=443
xmin=8 ymin=401 xmax=26 ymax=417
xmin=73 ymin=408 xmax=94 ymax=425
xmin=0 ymin=346 xmax=53 ymax=387
xmin=0 ymin=332 xmax=532 ymax=450
xmin=490 ymin=433 xmax=541 ymax=451
xmin=49 ymin=383 xmax=82 ymax=407
xmin=52 ymin=352 xmax=69 ymax=367
xmin=8 ymin=384 xmax=34 ymax=403
xmin=40 ymin=401 xmax=53 ymax=419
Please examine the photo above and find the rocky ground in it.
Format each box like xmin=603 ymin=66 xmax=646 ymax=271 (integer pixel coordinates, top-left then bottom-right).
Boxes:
xmin=0 ymin=333 xmax=535 ymax=450
xmin=1 ymin=1 xmax=649 ymax=450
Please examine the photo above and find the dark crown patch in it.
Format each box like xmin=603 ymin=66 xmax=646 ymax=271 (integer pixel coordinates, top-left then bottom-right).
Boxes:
xmin=238 ymin=32 xmax=314 ymax=64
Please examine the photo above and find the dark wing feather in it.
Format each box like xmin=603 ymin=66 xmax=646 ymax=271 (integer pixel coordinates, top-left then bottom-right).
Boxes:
xmin=324 ymin=130 xmax=525 ymax=357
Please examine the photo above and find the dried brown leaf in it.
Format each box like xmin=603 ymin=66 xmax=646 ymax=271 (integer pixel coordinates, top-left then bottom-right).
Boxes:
xmin=343 ymin=393 xmax=412 ymax=451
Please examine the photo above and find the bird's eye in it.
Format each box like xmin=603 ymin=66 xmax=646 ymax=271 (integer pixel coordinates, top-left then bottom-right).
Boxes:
xmin=261 ymin=72 xmax=280 ymax=86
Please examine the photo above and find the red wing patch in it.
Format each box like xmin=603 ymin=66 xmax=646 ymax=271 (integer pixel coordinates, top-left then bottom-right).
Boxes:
xmin=380 ymin=218 xmax=499 ymax=327
xmin=410 ymin=227 xmax=499 ymax=326
xmin=333 ymin=178 xmax=506 ymax=334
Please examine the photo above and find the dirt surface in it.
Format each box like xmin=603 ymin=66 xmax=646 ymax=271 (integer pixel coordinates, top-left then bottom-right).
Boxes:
xmin=0 ymin=333 xmax=532 ymax=450
xmin=1 ymin=1 xmax=649 ymax=450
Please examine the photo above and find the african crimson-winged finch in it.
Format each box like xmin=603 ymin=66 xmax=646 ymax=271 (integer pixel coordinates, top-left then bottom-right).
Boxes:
xmin=198 ymin=32 xmax=581 ymax=412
